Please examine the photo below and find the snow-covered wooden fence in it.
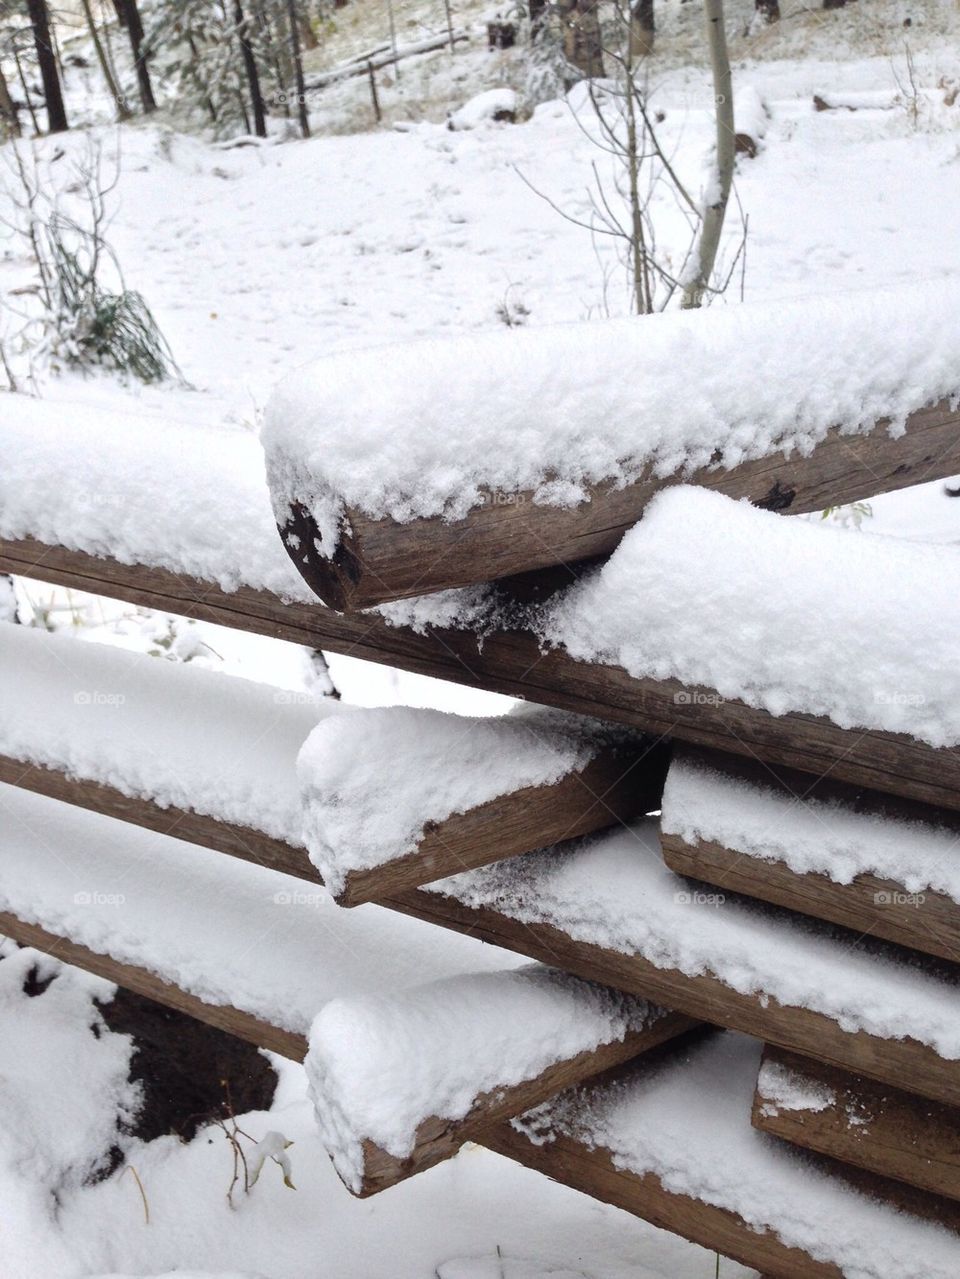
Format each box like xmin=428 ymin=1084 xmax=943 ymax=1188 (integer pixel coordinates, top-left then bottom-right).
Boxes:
xmin=2 ymin=284 xmax=960 ymax=1276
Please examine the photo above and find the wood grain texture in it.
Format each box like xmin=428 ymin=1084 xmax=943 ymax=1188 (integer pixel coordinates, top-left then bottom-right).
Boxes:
xmin=277 ymin=396 xmax=960 ymax=608
xmin=660 ymin=746 xmax=960 ymax=963
xmin=350 ymin=1010 xmax=697 ymax=1196
xmin=481 ymin=1117 xmax=847 ymax=1279
xmin=485 ymin=1078 xmax=960 ymax=1276
xmin=391 ymin=887 xmax=960 ymax=1109
xmin=0 ymin=910 xmax=308 ymax=1060
xmin=0 ymin=755 xmax=322 ymax=884
xmin=335 ymin=741 xmax=670 ymax=906
xmin=754 ymin=1044 xmax=960 ymax=1204
xmin=4 ymin=538 xmax=960 ymax=813
xmin=5 ymin=752 xmax=960 ymax=1107
xmin=663 ymin=834 xmax=960 ymax=965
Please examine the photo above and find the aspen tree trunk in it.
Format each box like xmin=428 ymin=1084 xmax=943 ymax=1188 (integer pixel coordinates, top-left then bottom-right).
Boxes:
xmin=26 ymin=0 xmax=69 ymax=133
xmin=681 ymin=0 xmax=734 ymax=309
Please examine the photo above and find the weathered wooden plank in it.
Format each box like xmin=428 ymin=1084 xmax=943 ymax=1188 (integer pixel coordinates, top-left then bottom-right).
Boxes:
xmin=753 ymin=1044 xmax=960 ymax=1204
xmin=0 ymin=756 xmax=322 ymax=885
xmin=486 ymin=1100 xmax=960 ymax=1275
xmin=0 ymin=910 xmax=308 ymax=1060
xmin=483 ymin=1112 xmax=846 ymax=1279
xmin=663 ymin=835 xmax=960 ymax=964
xmin=0 ymin=747 xmax=669 ymax=908
xmin=389 ymin=888 xmax=960 ymax=1109
xmin=659 ymin=747 xmax=960 ymax=962
xmin=349 ymin=1010 xmax=698 ymax=1196
xmin=277 ymin=397 xmax=960 ymax=609
xmin=5 ymin=752 xmax=960 ymax=1108
xmin=5 ymin=537 xmax=960 ymax=812
xmin=334 ymin=742 xmax=670 ymax=907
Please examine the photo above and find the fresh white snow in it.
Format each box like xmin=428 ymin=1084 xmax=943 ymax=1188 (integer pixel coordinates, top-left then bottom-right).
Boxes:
xmin=0 ymin=783 xmax=519 ymax=1035
xmin=306 ymin=964 xmax=663 ymax=1191
xmin=0 ymin=622 xmax=341 ymax=844
xmin=662 ymin=751 xmax=960 ymax=901
xmin=546 ymin=486 xmax=960 ymax=747
xmin=0 ymin=395 xmax=310 ymax=600
xmin=515 ymin=1032 xmax=960 ymax=1279
xmin=262 ymin=279 xmax=960 ymax=553
xmin=427 ymin=819 xmax=960 ymax=1058
xmin=297 ymin=704 xmax=617 ymax=893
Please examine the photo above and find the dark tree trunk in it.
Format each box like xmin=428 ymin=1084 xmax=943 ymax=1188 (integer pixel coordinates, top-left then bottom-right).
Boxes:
xmin=26 ymin=0 xmax=69 ymax=133
xmin=285 ymin=0 xmax=310 ymax=136
xmin=117 ymin=0 xmax=157 ymax=112
xmin=630 ymin=0 xmax=654 ymax=57
xmin=234 ymin=0 xmax=267 ymax=137
xmin=756 ymin=0 xmax=780 ymax=18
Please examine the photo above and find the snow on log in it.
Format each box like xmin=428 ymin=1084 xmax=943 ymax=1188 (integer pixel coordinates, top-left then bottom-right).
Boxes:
xmin=446 ymin=88 xmax=517 ymax=131
xmin=6 ymin=535 xmax=960 ymax=814
xmin=0 ymin=621 xmax=340 ymax=851
xmin=0 ymin=784 xmax=517 ymax=1057
xmin=488 ymin=1032 xmax=960 ymax=1278
xmin=735 ymin=83 xmax=768 ymax=156
xmin=660 ymin=746 xmax=960 ymax=962
xmin=753 ymin=1044 xmax=960 ymax=1206
xmin=306 ymin=966 xmax=694 ymax=1195
xmin=545 ymin=486 xmax=960 ymax=750
xmin=262 ymin=280 xmax=960 ymax=609
xmin=298 ymin=705 xmax=667 ymax=904
xmin=413 ymin=819 xmax=960 ymax=1106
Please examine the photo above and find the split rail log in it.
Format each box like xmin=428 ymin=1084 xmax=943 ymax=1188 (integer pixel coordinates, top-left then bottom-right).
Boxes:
xmin=348 ymin=1010 xmax=697 ymax=1196
xmin=753 ymin=1044 xmax=960 ymax=1204
xmin=5 ymin=538 xmax=960 ymax=813
xmin=277 ymin=396 xmax=960 ymax=610
xmin=303 ymin=30 xmax=468 ymax=91
xmin=5 ymin=753 xmax=960 ymax=1109
xmin=333 ymin=740 xmax=670 ymax=907
xmin=0 ymin=909 xmax=309 ymax=1060
xmin=660 ymin=748 xmax=960 ymax=963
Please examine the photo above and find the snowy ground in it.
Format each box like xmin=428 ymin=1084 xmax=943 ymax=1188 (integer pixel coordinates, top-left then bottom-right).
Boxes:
xmin=2 ymin=3 xmax=960 ymax=1275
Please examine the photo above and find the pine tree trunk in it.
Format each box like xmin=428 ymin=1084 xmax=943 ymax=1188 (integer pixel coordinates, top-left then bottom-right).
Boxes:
xmin=285 ymin=0 xmax=310 ymax=136
xmin=117 ymin=0 xmax=157 ymax=112
xmin=629 ymin=0 xmax=654 ymax=58
xmin=26 ymin=0 xmax=69 ymax=133
xmin=234 ymin=0 xmax=267 ymax=136
xmin=0 ymin=64 xmax=22 ymax=137
xmin=79 ymin=0 xmax=131 ymax=119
